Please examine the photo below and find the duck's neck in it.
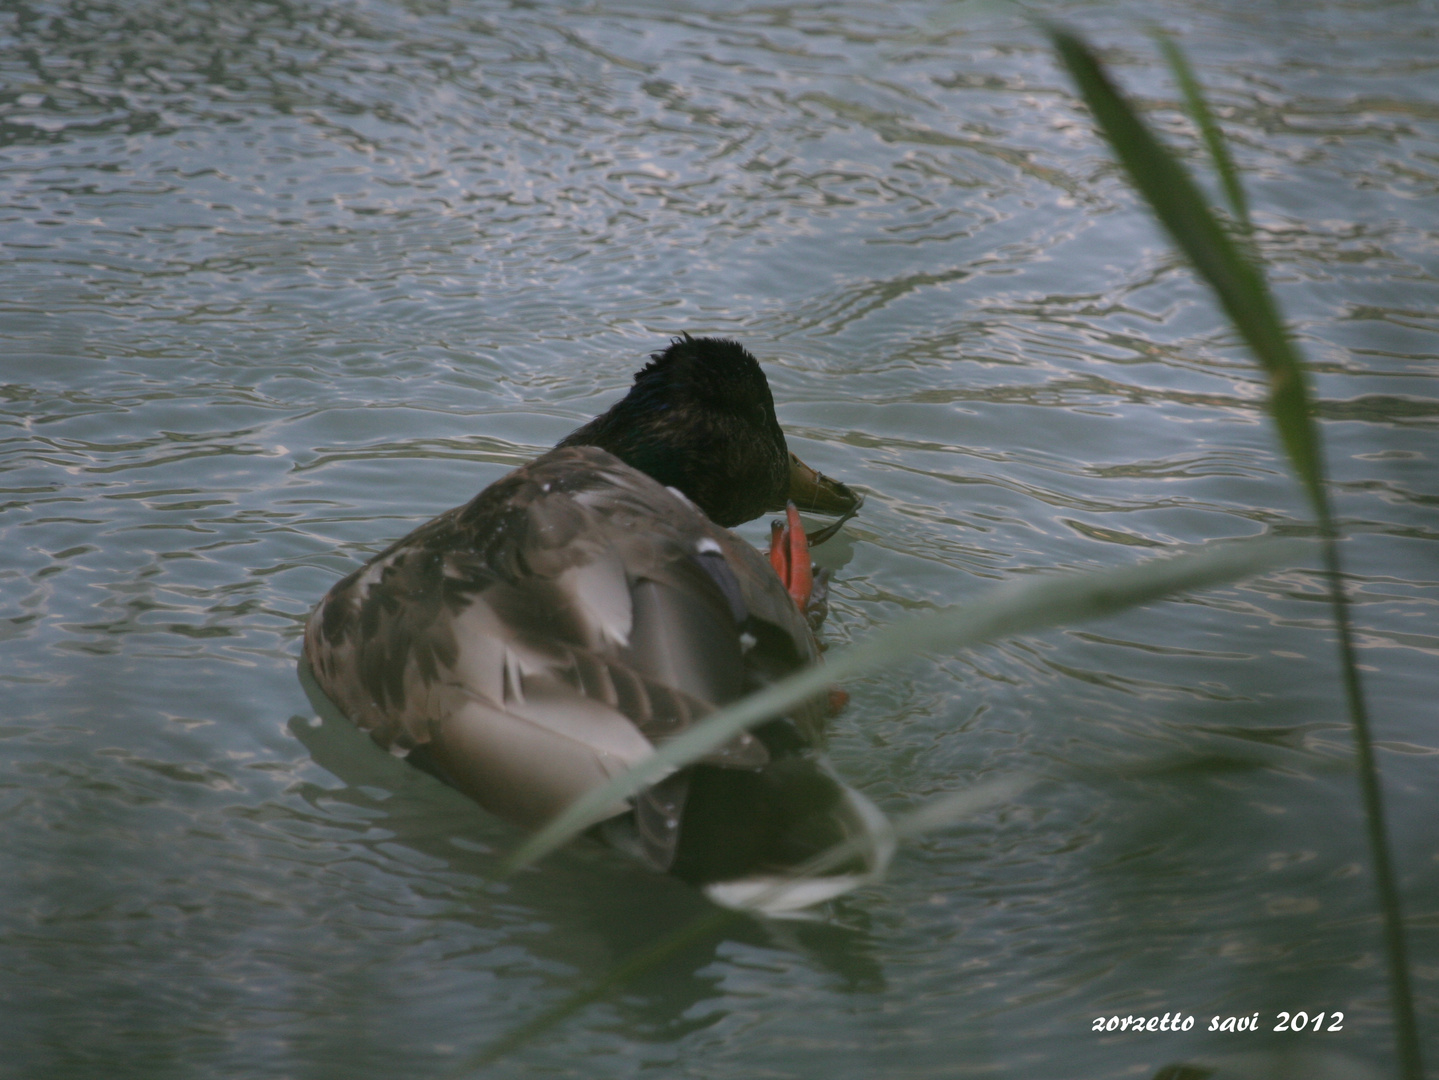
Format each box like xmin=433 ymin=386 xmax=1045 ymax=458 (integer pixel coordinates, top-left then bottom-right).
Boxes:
xmin=558 ymin=397 xmax=786 ymax=528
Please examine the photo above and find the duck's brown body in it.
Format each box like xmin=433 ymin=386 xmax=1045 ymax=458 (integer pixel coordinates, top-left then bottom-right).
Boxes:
xmin=304 ymin=446 xmax=839 ymax=880
xmin=302 ymin=338 xmax=879 ymax=897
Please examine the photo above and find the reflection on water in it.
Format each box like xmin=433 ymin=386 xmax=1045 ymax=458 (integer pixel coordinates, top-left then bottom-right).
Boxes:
xmin=2 ymin=0 xmax=1436 ymax=1076
xmin=290 ymin=685 xmax=889 ymax=1024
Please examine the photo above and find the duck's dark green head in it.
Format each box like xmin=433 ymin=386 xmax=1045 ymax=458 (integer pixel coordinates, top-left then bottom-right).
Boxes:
xmin=558 ymin=335 xmax=860 ymax=529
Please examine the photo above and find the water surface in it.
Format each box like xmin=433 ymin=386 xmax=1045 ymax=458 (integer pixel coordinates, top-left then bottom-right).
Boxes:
xmin=3 ymin=0 xmax=1437 ymax=1076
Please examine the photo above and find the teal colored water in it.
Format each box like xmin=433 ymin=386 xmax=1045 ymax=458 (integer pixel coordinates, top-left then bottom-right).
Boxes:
xmin=2 ymin=1 xmax=1436 ymax=1076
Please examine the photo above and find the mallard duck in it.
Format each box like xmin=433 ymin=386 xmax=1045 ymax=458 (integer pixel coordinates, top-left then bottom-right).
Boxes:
xmin=301 ymin=335 xmax=886 ymax=909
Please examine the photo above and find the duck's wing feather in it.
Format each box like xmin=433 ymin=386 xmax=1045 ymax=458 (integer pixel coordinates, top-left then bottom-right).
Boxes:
xmin=303 ymin=446 xmax=821 ymax=869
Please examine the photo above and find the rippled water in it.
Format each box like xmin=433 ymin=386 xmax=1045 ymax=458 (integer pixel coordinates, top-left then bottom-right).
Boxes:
xmin=3 ymin=0 xmax=1437 ymax=1076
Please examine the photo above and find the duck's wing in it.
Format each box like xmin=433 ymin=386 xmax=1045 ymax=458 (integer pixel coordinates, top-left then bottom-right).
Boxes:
xmin=303 ymin=446 xmax=821 ymax=870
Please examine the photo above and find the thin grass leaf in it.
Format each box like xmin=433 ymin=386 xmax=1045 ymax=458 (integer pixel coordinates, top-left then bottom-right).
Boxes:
xmin=709 ymin=773 xmax=1035 ymax=915
xmin=1049 ymin=28 xmax=1421 ymax=1080
xmin=465 ymin=775 xmax=1033 ymax=1072
xmin=502 ymin=538 xmax=1301 ymax=875
xmin=1154 ymin=34 xmax=1250 ymax=233
xmin=1047 ymin=26 xmax=1322 ymax=511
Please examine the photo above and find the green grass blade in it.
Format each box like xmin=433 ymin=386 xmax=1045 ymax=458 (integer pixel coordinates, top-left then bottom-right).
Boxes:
xmin=1316 ymin=530 xmax=1423 ymax=1080
xmin=1049 ymin=28 xmax=1421 ymax=1080
xmin=1047 ymin=26 xmax=1322 ymax=512
xmin=502 ymin=538 xmax=1301 ymax=875
xmin=1155 ymin=34 xmax=1250 ymax=233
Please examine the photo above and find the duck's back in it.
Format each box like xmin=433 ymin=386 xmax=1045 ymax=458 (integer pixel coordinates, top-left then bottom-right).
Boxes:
xmin=303 ymin=445 xmax=830 ymax=875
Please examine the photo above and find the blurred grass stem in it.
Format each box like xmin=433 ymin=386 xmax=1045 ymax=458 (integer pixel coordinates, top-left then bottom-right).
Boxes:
xmin=1155 ymin=33 xmax=1250 ymax=233
xmin=1048 ymin=26 xmax=1421 ymax=1079
xmin=504 ymin=539 xmax=1298 ymax=876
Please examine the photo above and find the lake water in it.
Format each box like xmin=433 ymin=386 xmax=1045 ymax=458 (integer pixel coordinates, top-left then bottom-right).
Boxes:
xmin=2 ymin=0 xmax=1436 ymax=1077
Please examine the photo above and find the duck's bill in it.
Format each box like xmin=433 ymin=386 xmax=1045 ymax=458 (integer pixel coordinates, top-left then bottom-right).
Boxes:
xmin=785 ymin=452 xmax=863 ymax=544
xmin=787 ymin=452 xmax=859 ymax=516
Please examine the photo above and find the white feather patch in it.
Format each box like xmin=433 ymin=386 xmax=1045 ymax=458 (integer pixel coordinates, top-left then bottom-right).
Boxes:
xmin=503 ymin=647 xmax=526 ymax=705
xmin=703 ymin=875 xmax=869 ymax=916
xmin=559 ymin=555 xmax=633 ymax=648
xmin=665 ymin=485 xmax=697 ymax=510
xmin=353 ymin=556 xmax=394 ymax=598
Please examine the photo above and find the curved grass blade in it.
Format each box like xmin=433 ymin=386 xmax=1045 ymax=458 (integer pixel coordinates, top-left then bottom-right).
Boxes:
xmin=1047 ymin=26 xmax=1321 ymax=512
xmin=1154 ymin=34 xmax=1250 ymax=233
xmin=1048 ymin=28 xmax=1421 ymax=1080
xmin=502 ymin=538 xmax=1301 ymax=876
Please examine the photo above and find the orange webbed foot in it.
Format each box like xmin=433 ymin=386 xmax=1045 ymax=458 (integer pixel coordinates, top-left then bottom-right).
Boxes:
xmin=769 ymin=502 xmax=844 ymax=704
xmin=768 ymin=501 xmax=813 ymax=611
